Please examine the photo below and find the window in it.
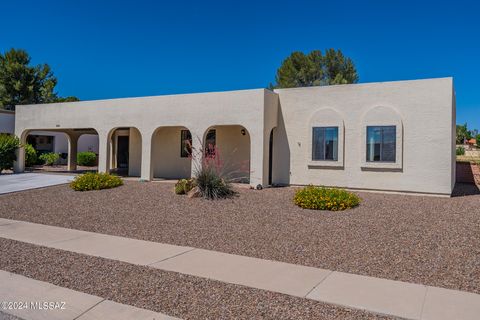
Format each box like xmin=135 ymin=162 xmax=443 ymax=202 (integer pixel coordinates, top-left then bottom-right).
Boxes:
xmin=180 ymin=130 xmax=192 ymax=158
xmin=366 ymin=126 xmax=396 ymax=162
xmin=312 ymin=127 xmax=338 ymax=161
xmin=205 ymin=129 xmax=216 ymax=156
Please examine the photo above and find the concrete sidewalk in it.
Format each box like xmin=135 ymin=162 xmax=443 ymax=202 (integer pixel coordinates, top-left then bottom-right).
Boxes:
xmin=0 ymin=173 xmax=74 ymax=194
xmin=0 ymin=218 xmax=479 ymax=320
xmin=0 ymin=270 xmax=178 ymax=320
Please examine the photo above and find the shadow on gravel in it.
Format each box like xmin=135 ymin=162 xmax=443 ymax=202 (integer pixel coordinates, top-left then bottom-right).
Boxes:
xmin=452 ymin=183 xmax=480 ymax=197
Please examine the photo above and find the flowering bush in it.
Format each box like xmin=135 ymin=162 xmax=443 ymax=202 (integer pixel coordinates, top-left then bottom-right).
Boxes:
xmin=294 ymin=185 xmax=360 ymax=211
xmin=70 ymin=172 xmax=123 ymax=191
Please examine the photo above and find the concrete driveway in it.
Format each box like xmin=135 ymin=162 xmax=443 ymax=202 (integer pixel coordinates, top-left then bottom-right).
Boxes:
xmin=0 ymin=173 xmax=74 ymax=194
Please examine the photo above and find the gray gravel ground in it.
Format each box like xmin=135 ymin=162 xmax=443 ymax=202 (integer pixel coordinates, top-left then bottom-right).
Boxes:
xmin=0 ymin=311 xmax=24 ymax=320
xmin=0 ymin=238 xmax=391 ymax=320
xmin=0 ymin=181 xmax=479 ymax=294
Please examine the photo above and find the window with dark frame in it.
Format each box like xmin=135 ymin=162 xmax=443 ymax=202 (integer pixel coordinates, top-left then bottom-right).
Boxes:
xmin=312 ymin=127 xmax=338 ymax=161
xmin=180 ymin=130 xmax=192 ymax=158
xmin=205 ymin=129 xmax=216 ymax=156
xmin=366 ymin=126 xmax=396 ymax=162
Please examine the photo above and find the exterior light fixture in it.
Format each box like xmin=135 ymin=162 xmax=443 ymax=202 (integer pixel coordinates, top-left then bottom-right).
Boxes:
xmin=241 ymin=129 xmax=246 ymax=136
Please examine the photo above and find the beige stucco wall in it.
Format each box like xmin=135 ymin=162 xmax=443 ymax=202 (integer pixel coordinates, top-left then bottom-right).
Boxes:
xmin=128 ymin=128 xmax=142 ymax=177
xmin=274 ymin=77 xmax=455 ymax=195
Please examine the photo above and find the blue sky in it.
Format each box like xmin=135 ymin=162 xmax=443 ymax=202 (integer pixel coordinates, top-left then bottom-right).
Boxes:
xmin=1 ymin=0 xmax=479 ymax=129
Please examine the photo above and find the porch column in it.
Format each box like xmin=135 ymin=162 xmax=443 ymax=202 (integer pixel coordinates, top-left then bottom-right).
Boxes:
xmin=14 ymin=130 xmax=27 ymax=173
xmin=249 ymin=131 xmax=266 ymax=188
xmin=140 ymin=129 xmax=153 ymax=181
xmin=67 ymin=133 xmax=79 ymax=171
xmin=14 ymin=146 xmax=26 ymax=173
xmin=97 ymin=130 xmax=110 ymax=173
xmin=190 ymin=131 xmax=203 ymax=178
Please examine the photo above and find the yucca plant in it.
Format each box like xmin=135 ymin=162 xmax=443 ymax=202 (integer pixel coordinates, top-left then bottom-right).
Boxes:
xmin=190 ymin=139 xmax=237 ymax=200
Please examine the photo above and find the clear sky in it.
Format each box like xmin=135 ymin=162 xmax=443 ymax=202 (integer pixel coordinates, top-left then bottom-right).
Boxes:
xmin=1 ymin=0 xmax=478 ymax=129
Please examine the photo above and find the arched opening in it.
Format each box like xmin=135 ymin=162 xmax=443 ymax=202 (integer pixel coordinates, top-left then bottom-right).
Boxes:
xmin=19 ymin=128 xmax=99 ymax=173
xmin=202 ymin=125 xmax=251 ymax=183
xmin=151 ymin=126 xmax=192 ymax=179
xmin=107 ymin=127 xmax=142 ymax=177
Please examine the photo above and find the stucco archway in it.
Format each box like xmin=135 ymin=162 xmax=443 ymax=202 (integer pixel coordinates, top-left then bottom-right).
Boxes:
xmin=150 ymin=126 xmax=193 ymax=179
xmin=201 ymin=125 xmax=251 ymax=183
xmin=15 ymin=128 xmax=98 ymax=172
xmin=106 ymin=127 xmax=142 ymax=177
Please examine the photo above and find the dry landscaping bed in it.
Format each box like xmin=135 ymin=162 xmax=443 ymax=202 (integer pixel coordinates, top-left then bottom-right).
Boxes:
xmin=0 ymin=181 xmax=479 ymax=294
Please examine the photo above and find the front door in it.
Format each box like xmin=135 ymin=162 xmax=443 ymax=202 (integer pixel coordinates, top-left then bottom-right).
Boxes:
xmin=117 ymin=136 xmax=129 ymax=169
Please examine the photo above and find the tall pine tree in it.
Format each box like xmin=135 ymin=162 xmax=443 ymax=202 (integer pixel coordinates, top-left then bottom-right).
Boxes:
xmin=272 ymin=49 xmax=359 ymax=88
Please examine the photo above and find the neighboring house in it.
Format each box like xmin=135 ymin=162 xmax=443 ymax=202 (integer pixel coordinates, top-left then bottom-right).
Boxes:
xmin=0 ymin=109 xmax=15 ymax=134
xmin=13 ymin=77 xmax=456 ymax=196
xmin=466 ymin=138 xmax=476 ymax=147
xmin=0 ymin=109 xmax=98 ymax=159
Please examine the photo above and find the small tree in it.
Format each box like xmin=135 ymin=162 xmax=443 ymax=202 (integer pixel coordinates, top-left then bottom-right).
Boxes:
xmin=456 ymin=123 xmax=471 ymax=144
xmin=0 ymin=134 xmax=20 ymax=172
xmin=476 ymin=134 xmax=480 ymax=149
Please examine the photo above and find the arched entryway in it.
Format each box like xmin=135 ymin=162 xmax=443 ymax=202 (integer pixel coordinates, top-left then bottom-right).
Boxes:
xmin=151 ymin=126 xmax=192 ymax=179
xmin=17 ymin=128 xmax=99 ymax=172
xmin=106 ymin=127 xmax=142 ymax=177
xmin=202 ymin=125 xmax=251 ymax=183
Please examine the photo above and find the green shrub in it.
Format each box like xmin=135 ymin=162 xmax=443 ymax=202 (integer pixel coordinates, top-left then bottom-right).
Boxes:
xmin=0 ymin=134 xmax=20 ymax=172
xmin=77 ymin=151 xmax=97 ymax=166
xmin=294 ymin=185 xmax=360 ymax=211
xmin=195 ymin=163 xmax=235 ymax=199
xmin=456 ymin=146 xmax=465 ymax=156
xmin=174 ymin=178 xmax=195 ymax=195
xmin=39 ymin=152 xmax=60 ymax=166
xmin=70 ymin=172 xmax=123 ymax=191
xmin=24 ymin=144 xmax=37 ymax=167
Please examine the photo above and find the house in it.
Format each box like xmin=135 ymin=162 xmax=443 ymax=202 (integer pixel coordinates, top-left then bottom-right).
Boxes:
xmin=0 ymin=109 xmax=15 ymax=134
xmin=466 ymin=138 xmax=476 ymax=146
xmin=13 ymin=77 xmax=456 ymax=196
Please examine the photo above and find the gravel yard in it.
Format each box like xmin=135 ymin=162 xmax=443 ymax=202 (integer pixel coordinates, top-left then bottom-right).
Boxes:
xmin=0 ymin=181 xmax=479 ymax=294
xmin=0 ymin=238 xmax=390 ymax=320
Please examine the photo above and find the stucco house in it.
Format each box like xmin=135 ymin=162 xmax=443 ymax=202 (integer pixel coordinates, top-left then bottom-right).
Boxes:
xmin=13 ymin=77 xmax=456 ymax=196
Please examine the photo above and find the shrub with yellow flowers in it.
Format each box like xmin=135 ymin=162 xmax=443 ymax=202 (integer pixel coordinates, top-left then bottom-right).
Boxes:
xmin=293 ymin=185 xmax=360 ymax=211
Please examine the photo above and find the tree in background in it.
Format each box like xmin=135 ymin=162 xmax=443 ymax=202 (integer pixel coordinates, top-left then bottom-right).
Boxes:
xmin=271 ymin=49 xmax=359 ymax=89
xmin=0 ymin=48 xmax=78 ymax=110
xmin=456 ymin=123 xmax=472 ymax=144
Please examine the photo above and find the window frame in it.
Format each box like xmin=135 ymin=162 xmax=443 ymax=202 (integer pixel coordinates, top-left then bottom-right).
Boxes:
xmin=180 ymin=129 xmax=192 ymax=158
xmin=312 ymin=126 xmax=339 ymax=161
xmin=366 ymin=125 xmax=396 ymax=163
